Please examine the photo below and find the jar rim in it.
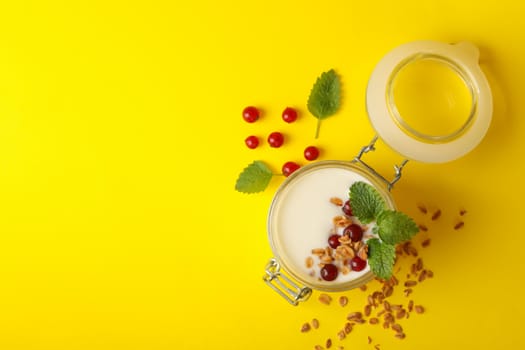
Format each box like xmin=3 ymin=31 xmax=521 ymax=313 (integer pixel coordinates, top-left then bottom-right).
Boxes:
xmin=386 ymin=53 xmax=478 ymax=144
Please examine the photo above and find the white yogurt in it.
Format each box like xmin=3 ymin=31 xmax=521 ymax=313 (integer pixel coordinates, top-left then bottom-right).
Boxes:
xmin=268 ymin=162 xmax=393 ymax=290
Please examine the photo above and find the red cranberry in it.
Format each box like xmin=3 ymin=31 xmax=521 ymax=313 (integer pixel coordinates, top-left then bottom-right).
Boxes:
xmin=320 ymin=263 xmax=338 ymax=281
xmin=343 ymin=224 xmax=363 ymax=242
xmin=242 ymin=106 xmax=259 ymax=123
xmin=282 ymin=161 xmax=300 ymax=177
xmin=349 ymin=256 xmax=367 ymax=271
xmin=304 ymin=146 xmax=320 ymax=161
xmin=282 ymin=107 xmax=298 ymax=123
xmin=342 ymin=200 xmax=353 ymax=216
xmin=244 ymin=135 xmax=259 ymax=149
xmin=268 ymin=132 xmax=284 ymax=148
xmin=328 ymin=234 xmax=341 ymax=249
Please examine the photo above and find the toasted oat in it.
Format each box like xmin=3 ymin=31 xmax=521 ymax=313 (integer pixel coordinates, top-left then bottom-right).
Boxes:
xmin=416 ymin=258 xmax=423 ymax=271
xmin=339 ymin=296 xmax=349 ymax=307
xmin=459 ymin=208 xmax=467 ymax=216
xmin=408 ymin=300 xmax=414 ymax=312
xmin=417 ymin=204 xmax=428 ymax=214
xmin=369 ymin=317 xmax=379 ymax=325
xmin=338 ymin=235 xmax=352 ymax=245
xmin=415 ymin=305 xmax=425 ymax=314
xmin=364 ymin=304 xmax=372 ymax=317
xmin=426 ymin=270 xmax=434 ymax=278
xmin=312 ymin=248 xmax=326 ymax=256
xmin=431 ymin=209 xmax=442 ymax=220
xmin=344 ymin=322 xmax=353 ymax=334
xmin=306 ymin=256 xmax=314 ymax=268
xmin=337 ymin=330 xmax=346 ymax=340
xmin=396 ymin=309 xmax=406 ymax=319
xmin=301 ymin=323 xmax=311 ymax=332
xmin=390 ymin=304 xmax=402 ymax=311
xmin=382 ymin=321 xmax=390 ymax=329
xmin=418 ymin=224 xmax=428 ymax=232
xmin=341 ymin=265 xmax=351 ymax=275
xmin=314 ymin=345 xmax=324 ymax=350
xmin=408 ymin=245 xmax=418 ymax=257
xmin=321 ymin=255 xmax=334 ymax=264
xmin=383 ymin=301 xmax=391 ymax=312
xmin=377 ymin=309 xmax=386 ymax=318
xmin=404 ymin=280 xmax=417 ymax=287
xmin=357 ymin=245 xmax=368 ymax=260
xmin=421 ymin=238 xmax=431 ymax=248
xmin=337 ymin=347 xmax=344 ymax=350
xmin=333 ymin=215 xmax=352 ymax=228
xmin=391 ymin=323 xmax=403 ymax=333
xmin=374 ymin=345 xmax=380 ymax=350
xmin=403 ymin=288 xmax=413 ymax=297
xmin=383 ymin=285 xmax=393 ymax=297
xmin=326 ymin=338 xmax=332 ymax=349
xmin=418 ymin=270 xmax=428 ymax=282
xmin=312 ymin=318 xmax=320 ymax=329
xmin=359 ymin=284 xmax=367 ymax=292
xmin=454 ymin=221 xmax=465 ymax=230
xmin=368 ymin=336 xmax=372 ymax=344
xmin=347 ymin=312 xmax=363 ymax=321
xmin=330 ymin=197 xmax=344 ymax=206
xmin=384 ymin=313 xmax=394 ymax=323
xmin=395 ymin=333 xmax=406 ymax=339
xmin=319 ymin=294 xmax=332 ymax=305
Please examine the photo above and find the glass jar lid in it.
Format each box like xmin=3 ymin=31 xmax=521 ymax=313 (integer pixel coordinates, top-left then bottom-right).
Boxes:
xmin=366 ymin=41 xmax=492 ymax=163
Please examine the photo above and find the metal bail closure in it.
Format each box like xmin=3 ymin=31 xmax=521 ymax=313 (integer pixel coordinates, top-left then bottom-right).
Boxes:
xmin=263 ymin=258 xmax=312 ymax=306
xmin=353 ymin=136 xmax=408 ymax=191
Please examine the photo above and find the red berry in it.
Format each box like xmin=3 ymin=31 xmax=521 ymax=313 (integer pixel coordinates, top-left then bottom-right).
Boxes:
xmin=343 ymin=224 xmax=363 ymax=242
xmin=268 ymin=132 xmax=284 ymax=148
xmin=242 ymin=106 xmax=259 ymax=123
xmin=282 ymin=161 xmax=300 ymax=177
xmin=244 ymin=135 xmax=259 ymax=149
xmin=320 ymin=263 xmax=338 ymax=281
xmin=349 ymin=256 xmax=367 ymax=271
xmin=282 ymin=107 xmax=298 ymax=123
xmin=328 ymin=234 xmax=341 ymax=249
xmin=342 ymin=200 xmax=353 ymax=216
xmin=304 ymin=146 xmax=320 ymax=161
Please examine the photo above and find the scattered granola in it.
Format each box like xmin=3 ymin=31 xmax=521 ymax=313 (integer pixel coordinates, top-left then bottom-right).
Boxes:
xmin=421 ymin=238 xmax=431 ymax=248
xmin=326 ymin=338 xmax=332 ymax=349
xmin=454 ymin=221 xmax=465 ymax=230
xmin=312 ymin=318 xmax=320 ymax=329
xmin=339 ymin=296 xmax=349 ymax=307
xmin=319 ymin=294 xmax=332 ymax=305
xmin=431 ymin=209 xmax=442 ymax=221
xmin=301 ymin=323 xmax=311 ymax=332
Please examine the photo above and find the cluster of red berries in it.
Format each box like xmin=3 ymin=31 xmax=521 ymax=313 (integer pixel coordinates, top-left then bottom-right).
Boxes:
xmin=242 ymin=106 xmax=320 ymax=177
xmin=322 ymin=201 xmax=367 ymax=281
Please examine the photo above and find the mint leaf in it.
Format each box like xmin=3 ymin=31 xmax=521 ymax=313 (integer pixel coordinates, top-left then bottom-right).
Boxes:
xmin=349 ymin=182 xmax=386 ymax=224
xmin=367 ymin=238 xmax=396 ymax=280
xmin=376 ymin=210 xmax=419 ymax=245
xmin=307 ymin=69 xmax=341 ymax=138
xmin=235 ymin=161 xmax=273 ymax=193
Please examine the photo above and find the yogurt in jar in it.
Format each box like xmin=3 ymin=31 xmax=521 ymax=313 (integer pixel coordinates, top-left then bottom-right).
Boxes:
xmin=267 ymin=161 xmax=395 ymax=292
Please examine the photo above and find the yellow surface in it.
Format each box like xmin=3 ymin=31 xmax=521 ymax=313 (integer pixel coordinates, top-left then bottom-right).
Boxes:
xmin=0 ymin=1 xmax=523 ymax=349
xmin=392 ymin=58 xmax=472 ymax=138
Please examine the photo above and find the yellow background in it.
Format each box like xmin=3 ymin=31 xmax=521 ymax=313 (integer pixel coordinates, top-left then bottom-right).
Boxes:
xmin=0 ymin=1 xmax=523 ymax=349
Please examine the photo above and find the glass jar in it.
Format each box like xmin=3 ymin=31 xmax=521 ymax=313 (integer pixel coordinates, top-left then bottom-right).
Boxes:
xmin=263 ymin=41 xmax=493 ymax=305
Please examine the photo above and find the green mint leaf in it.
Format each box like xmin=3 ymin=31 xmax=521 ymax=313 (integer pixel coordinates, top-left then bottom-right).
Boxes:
xmin=349 ymin=181 xmax=386 ymax=224
xmin=235 ymin=161 xmax=273 ymax=193
xmin=367 ymin=238 xmax=396 ymax=280
xmin=376 ymin=210 xmax=420 ymax=245
xmin=307 ymin=69 xmax=341 ymax=138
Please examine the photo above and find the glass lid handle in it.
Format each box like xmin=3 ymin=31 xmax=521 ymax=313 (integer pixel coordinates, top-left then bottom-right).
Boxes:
xmin=353 ymin=136 xmax=409 ymax=191
xmin=263 ymin=258 xmax=312 ymax=306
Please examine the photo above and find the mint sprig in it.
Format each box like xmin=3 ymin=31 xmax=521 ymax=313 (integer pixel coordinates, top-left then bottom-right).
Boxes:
xmin=235 ymin=161 xmax=273 ymax=193
xmin=349 ymin=181 xmax=420 ymax=280
xmin=307 ymin=69 xmax=341 ymax=138
xmin=367 ymin=238 xmax=396 ymax=280
xmin=375 ymin=210 xmax=419 ymax=245
xmin=349 ymin=182 xmax=386 ymax=224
